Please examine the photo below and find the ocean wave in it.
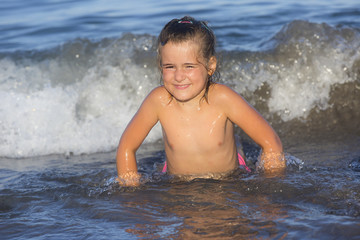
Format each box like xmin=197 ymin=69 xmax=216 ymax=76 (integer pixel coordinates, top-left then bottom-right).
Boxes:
xmin=0 ymin=20 xmax=359 ymax=157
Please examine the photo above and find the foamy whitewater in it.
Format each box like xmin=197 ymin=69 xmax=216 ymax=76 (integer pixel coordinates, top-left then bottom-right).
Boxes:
xmin=0 ymin=35 xmax=161 ymax=157
xmin=1 ymin=19 xmax=359 ymax=157
xmin=1 ymin=0 xmax=360 ymax=239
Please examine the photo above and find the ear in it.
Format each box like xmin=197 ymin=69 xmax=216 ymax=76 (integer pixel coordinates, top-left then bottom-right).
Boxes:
xmin=207 ymin=56 xmax=217 ymax=76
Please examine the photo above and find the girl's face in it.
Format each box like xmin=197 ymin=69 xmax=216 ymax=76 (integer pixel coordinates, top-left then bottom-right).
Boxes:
xmin=160 ymin=40 xmax=216 ymax=103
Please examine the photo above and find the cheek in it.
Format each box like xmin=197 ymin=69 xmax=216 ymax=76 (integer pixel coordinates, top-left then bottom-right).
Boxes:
xmin=190 ymin=70 xmax=207 ymax=84
xmin=162 ymin=71 xmax=174 ymax=86
xmin=162 ymin=70 xmax=172 ymax=79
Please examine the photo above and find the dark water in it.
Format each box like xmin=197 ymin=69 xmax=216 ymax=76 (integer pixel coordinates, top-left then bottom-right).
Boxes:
xmin=1 ymin=0 xmax=360 ymax=239
xmin=1 ymin=143 xmax=360 ymax=239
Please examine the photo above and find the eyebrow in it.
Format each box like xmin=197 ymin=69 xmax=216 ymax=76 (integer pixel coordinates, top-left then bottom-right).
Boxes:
xmin=161 ymin=63 xmax=173 ymax=67
xmin=162 ymin=62 xmax=199 ymax=66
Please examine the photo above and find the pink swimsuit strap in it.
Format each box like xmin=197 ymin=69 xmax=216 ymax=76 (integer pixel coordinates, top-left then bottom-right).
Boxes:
xmin=237 ymin=153 xmax=251 ymax=172
xmin=161 ymin=161 xmax=167 ymax=173
xmin=161 ymin=153 xmax=251 ymax=173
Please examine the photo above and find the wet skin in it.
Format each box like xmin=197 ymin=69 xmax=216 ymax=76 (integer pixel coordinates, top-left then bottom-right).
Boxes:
xmin=116 ymin=40 xmax=285 ymax=186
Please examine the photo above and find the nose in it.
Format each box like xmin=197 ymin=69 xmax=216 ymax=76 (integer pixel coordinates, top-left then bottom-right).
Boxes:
xmin=174 ymin=68 xmax=185 ymax=82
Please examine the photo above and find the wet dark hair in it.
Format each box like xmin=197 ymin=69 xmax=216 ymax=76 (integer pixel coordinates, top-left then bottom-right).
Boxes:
xmin=157 ymin=16 xmax=219 ymax=101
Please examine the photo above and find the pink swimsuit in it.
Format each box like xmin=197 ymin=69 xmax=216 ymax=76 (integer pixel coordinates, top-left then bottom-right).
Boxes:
xmin=161 ymin=153 xmax=251 ymax=173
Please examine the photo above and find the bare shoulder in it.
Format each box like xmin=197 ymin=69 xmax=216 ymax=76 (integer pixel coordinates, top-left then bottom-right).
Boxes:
xmin=149 ymin=86 xmax=168 ymax=95
xmin=210 ymin=83 xmax=236 ymax=92
xmin=209 ymin=83 xmax=254 ymax=119
xmin=145 ymin=86 xmax=171 ymax=105
xmin=209 ymin=83 xmax=242 ymax=104
xmin=132 ymin=86 xmax=170 ymax=123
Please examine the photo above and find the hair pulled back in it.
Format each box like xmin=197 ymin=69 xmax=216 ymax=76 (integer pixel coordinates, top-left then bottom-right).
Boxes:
xmin=157 ymin=16 xmax=219 ymax=89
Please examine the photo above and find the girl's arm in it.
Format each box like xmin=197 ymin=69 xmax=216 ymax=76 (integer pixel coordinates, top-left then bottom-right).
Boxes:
xmin=218 ymin=84 xmax=285 ymax=172
xmin=116 ymin=88 xmax=161 ymax=186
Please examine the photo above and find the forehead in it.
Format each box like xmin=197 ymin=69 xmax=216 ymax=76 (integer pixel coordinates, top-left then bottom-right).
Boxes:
xmin=160 ymin=40 xmax=202 ymax=61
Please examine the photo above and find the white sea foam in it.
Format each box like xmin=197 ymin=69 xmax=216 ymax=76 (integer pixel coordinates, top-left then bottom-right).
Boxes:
xmin=222 ymin=21 xmax=360 ymax=121
xmin=1 ymin=21 xmax=359 ymax=157
xmin=265 ymin=21 xmax=360 ymax=121
xmin=0 ymin=37 xmax=161 ymax=157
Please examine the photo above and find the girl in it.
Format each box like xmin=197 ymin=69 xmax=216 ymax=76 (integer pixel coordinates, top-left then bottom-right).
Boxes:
xmin=116 ymin=16 xmax=285 ymax=186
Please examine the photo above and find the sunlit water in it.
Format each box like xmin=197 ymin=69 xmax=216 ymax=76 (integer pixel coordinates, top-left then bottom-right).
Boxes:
xmin=1 ymin=0 xmax=360 ymax=239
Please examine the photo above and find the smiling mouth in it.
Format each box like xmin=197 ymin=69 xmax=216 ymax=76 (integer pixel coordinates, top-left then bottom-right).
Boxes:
xmin=174 ymin=84 xmax=190 ymax=90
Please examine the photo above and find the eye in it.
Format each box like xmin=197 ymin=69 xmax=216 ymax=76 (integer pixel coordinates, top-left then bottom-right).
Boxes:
xmin=185 ymin=65 xmax=195 ymax=69
xmin=162 ymin=65 xmax=174 ymax=70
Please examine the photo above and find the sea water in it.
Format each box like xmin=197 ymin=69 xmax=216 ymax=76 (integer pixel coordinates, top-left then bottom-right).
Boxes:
xmin=1 ymin=0 xmax=360 ymax=239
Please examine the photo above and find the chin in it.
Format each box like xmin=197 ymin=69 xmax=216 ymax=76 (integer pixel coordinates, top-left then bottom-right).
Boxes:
xmin=173 ymin=96 xmax=191 ymax=102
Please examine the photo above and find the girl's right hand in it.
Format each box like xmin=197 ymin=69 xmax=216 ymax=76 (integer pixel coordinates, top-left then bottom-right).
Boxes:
xmin=116 ymin=172 xmax=141 ymax=187
xmin=257 ymin=151 xmax=286 ymax=177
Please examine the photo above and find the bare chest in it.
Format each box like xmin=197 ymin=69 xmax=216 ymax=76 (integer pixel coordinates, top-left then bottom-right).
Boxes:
xmin=159 ymin=106 xmax=233 ymax=151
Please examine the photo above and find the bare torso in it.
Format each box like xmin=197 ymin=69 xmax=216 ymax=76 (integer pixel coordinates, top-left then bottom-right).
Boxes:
xmin=116 ymin=82 xmax=284 ymax=186
xmin=116 ymin=39 xmax=284 ymax=185
xmin=157 ymin=84 xmax=238 ymax=175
